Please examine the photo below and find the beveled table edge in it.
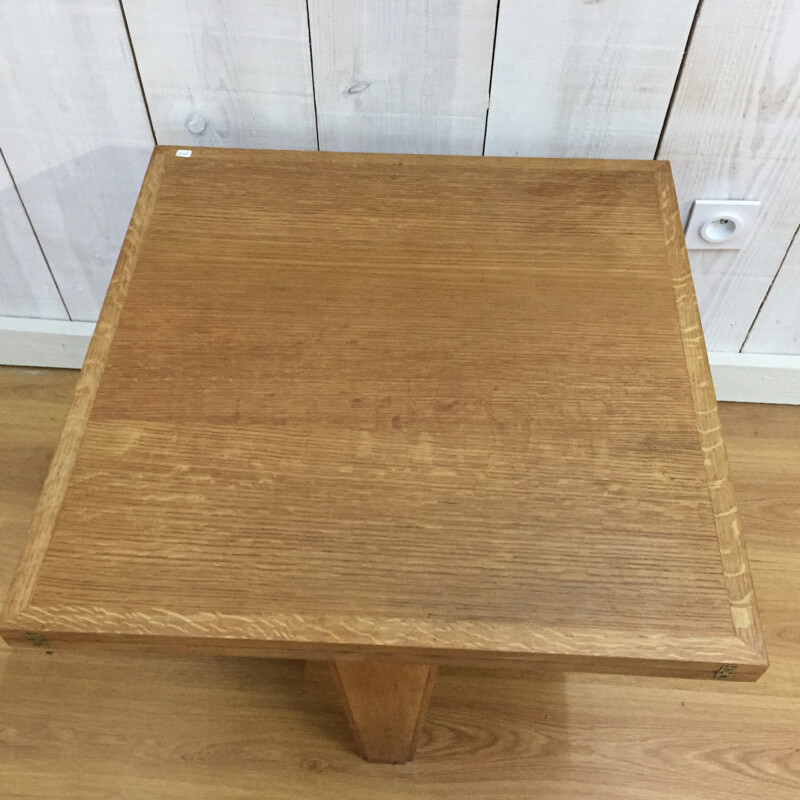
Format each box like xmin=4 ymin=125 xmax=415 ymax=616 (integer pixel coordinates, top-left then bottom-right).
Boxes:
xmin=0 ymin=150 xmax=767 ymax=681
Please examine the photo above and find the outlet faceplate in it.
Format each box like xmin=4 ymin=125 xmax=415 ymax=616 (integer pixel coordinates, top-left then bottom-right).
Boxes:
xmin=684 ymin=200 xmax=761 ymax=250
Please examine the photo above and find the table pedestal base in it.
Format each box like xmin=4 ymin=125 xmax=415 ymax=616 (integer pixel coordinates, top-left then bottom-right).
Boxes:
xmin=331 ymin=661 xmax=437 ymax=763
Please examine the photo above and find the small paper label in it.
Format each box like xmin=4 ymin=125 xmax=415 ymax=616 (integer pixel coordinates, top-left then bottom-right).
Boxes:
xmin=176 ymin=149 xmax=192 ymax=158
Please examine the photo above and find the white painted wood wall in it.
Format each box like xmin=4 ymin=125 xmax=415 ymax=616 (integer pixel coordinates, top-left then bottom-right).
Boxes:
xmin=1 ymin=0 xmax=799 ymax=399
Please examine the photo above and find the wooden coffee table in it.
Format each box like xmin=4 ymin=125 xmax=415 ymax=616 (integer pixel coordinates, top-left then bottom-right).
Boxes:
xmin=1 ymin=148 xmax=767 ymax=763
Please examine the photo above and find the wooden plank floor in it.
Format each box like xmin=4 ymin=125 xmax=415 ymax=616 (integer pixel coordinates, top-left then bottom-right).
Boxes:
xmin=1 ymin=366 xmax=798 ymax=798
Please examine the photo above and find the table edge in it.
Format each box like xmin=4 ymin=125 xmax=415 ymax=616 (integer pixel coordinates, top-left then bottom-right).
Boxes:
xmin=653 ymin=163 xmax=768 ymax=668
xmin=0 ymin=146 xmax=167 ymax=625
xmin=151 ymin=144 xmax=667 ymax=172
xmin=0 ymin=604 xmax=767 ymax=681
xmin=0 ymin=152 xmax=767 ymax=681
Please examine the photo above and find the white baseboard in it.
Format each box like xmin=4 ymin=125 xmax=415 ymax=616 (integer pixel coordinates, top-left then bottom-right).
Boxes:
xmin=0 ymin=316 xmax=95 ymax=369
xmin=709 ymin=352 xmax=800 ymax=405
xmin=2 ymin=317 xmax=800 ymax=404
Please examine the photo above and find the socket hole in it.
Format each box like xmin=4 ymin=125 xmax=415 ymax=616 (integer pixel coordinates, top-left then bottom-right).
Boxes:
xmin=700 ymin=217 xmax=739 ymax=243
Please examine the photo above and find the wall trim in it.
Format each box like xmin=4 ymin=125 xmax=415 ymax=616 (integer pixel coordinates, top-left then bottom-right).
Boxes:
xmin=709 ymin=352 xmax=800 ymax=404
xmin=0 ymin=316 xmax=95 ymax=369
xmin=2 ymin=317 xmax=800 ymax=404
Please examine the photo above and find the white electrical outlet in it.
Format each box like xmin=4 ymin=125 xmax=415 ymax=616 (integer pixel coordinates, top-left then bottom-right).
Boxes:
xmin=684 ymin=200 xmax=761 ymax=250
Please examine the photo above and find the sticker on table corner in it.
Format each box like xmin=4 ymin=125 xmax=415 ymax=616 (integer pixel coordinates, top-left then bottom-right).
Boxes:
xmin=175 ymin=149 xmax=192 ymax=158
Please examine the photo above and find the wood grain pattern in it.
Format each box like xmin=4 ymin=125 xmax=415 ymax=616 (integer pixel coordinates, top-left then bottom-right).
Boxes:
xmin=0 ymin=148 xmax=166 ymax=622
xmin=654 ymin=163 xmax=765 ymax=658
xmin=0 ymin=154 xmax=66 ymax=319
xmin=658 ymin=0 xmax=800 ymax=352
xmin=0 ymin=374 xmax=797 ymax=796
xmin=308 ymin=0 xmax=496 ymax=155
xmin=0 ymin=149 xmax=765 ymax=679
xmin=485 ymin=0 xmax=697 ymax=158
xmin=0 ymin=368 xmax=77 ymax=595
xmin=0 ymin=0 xmax=154 ymax=321
xmin=122 ymin=0 xmax=317 ymax=150
xmin=744 ymin=230 xmax=800 ymax=354
xmin=332 ymin=661 xmax=436 ymax=763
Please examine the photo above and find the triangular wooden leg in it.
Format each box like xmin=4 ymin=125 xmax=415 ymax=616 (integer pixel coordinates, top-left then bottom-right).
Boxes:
xmin=331 ymin=660 xmax=437 ymax=763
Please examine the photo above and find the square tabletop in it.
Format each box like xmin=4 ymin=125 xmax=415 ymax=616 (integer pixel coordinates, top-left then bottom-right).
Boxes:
xmin=1 ymin=148 xmax=766 ymax=680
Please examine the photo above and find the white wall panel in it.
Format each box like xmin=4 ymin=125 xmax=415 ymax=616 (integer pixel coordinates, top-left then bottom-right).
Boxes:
xmin=486 ymin=0 xmax=697 ymax=158
xmin=309 ymin=0 xmax=496 ymax=155
xmin=0 ymin=155 xmax=67 ymax=319
xmin=745 ymin=231 xmax=800 ymax=354
xmin=659 ymin=0 xmax=800 ymax=352
xmin=123 ymin=0 xmax=317 ymax=150
xmin=0 ymin=0 xmax=154 ymax=321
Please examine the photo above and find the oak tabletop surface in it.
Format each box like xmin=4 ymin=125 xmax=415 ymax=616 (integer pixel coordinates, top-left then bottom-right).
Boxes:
xmin=0 ymin=148 xmax=766 ymax=679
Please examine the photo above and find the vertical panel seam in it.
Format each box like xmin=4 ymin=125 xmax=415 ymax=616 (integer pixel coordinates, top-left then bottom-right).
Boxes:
xmin=305 ymin=0 xmax=321 ymax=151
xmin=740 ymin=220 xmax=800 ymax=352
xmin=117 ymin=0 xmax=157 ymax=144
xmin=654 ymin=0 xmax=706 ymax=160
xmin=0 ymin=146 xmax=71 ymax=320
xmin=481 ymin=0 xmax=502 ymax=156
